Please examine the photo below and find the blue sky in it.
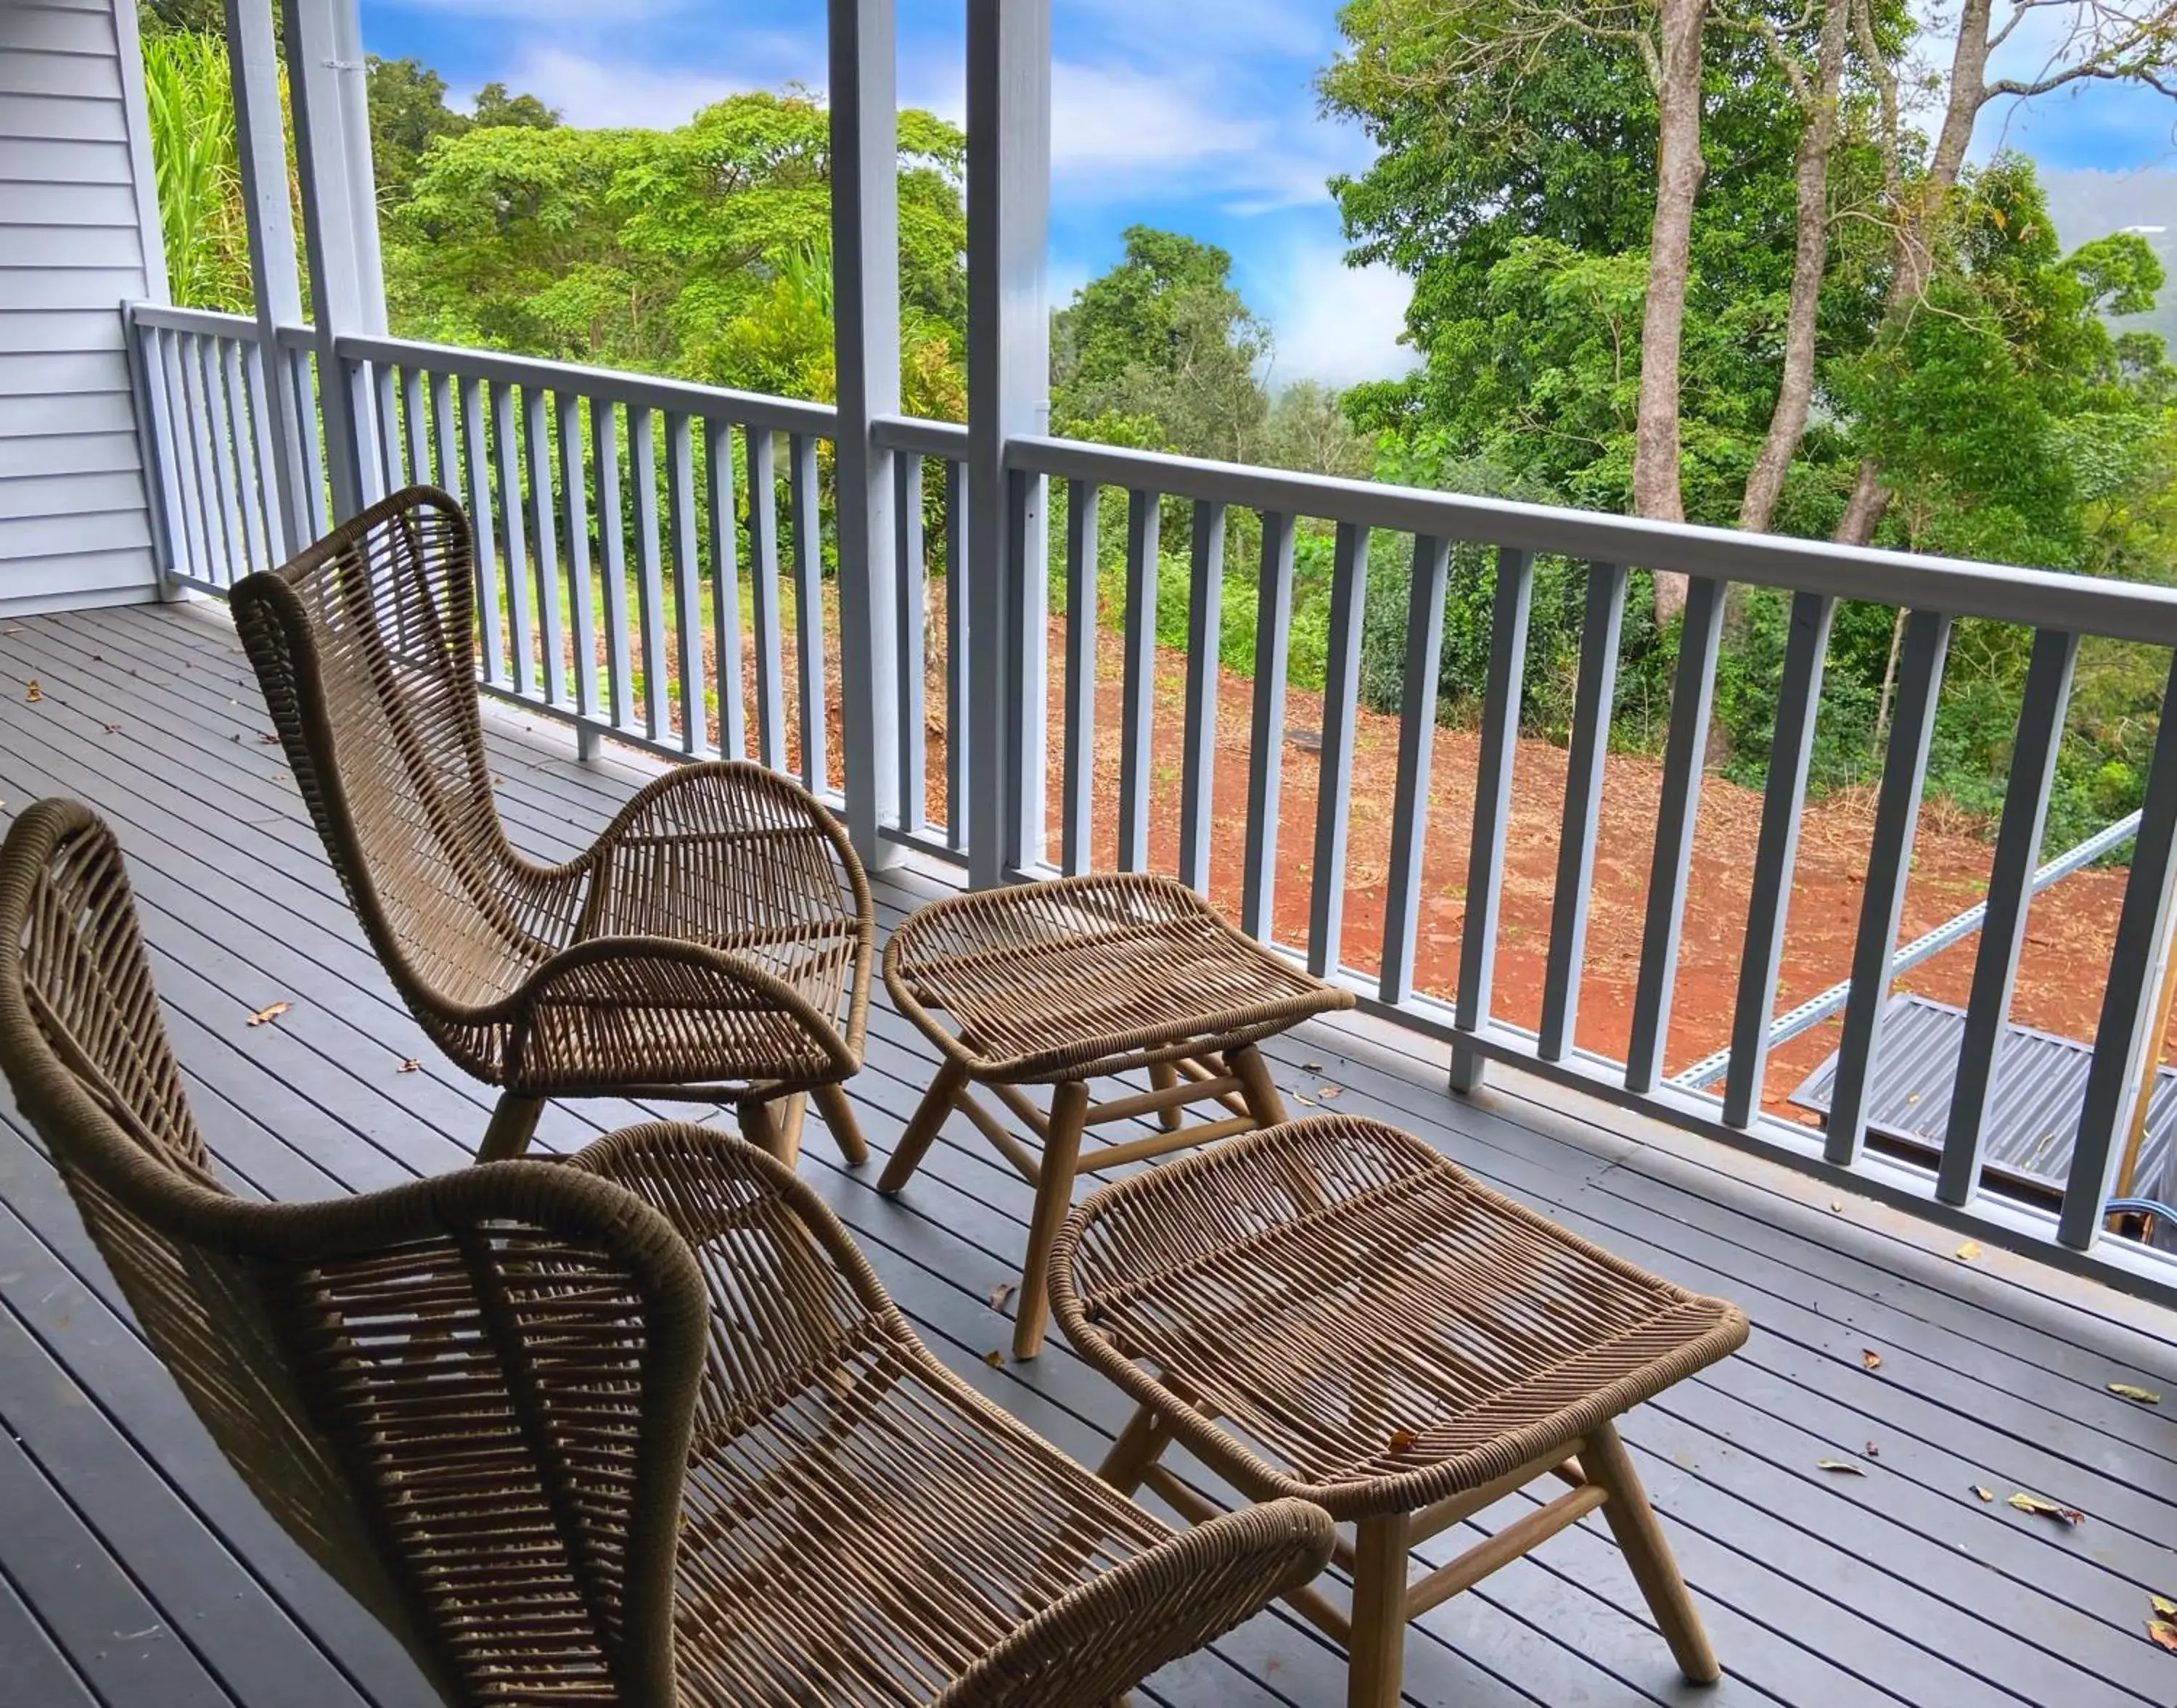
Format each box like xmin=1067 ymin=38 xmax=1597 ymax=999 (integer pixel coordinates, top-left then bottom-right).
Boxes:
xmin=358 ymin=0 xmax=2176 ymax=387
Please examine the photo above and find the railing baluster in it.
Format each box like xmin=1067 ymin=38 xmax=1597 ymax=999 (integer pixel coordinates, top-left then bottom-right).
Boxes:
xmin=220 ymin=337 xmax=269 ymax=576
xmin=1308 ymin=522 xmax=1371 ymax=977
xmin=1178 ymin=499 xmax=1226 ymax=894
xmin=590 ymin=399 xmax=634 ymax=731
xmin=665 ymin=412 xmax=706 ymax=754
xmin=1538 ymin=561 xmax=1629 ymax=1060
xmin=944 ymin=459 xmax=968 ymax=849
xmin=1118 ymin=487 xmax=1159 ymax=873
xmin=554 ymin=391 xmax=599 ymax=728
xmin=1723 ymin=590 xmax=1836 ymax=1128
xmin=1452 ymin=546 xmax=1536 ymax=1092
xmin=459 ymin=377 xmax=506 ymax=686
xmin=789 ymin=432 xmax=827 ymax=793
xmin=629 ymin=407 xmax=669 ymax=740
xmin=242 ymin=339 xmax=284 ymax=562
xmin=525 ymin=385 xmax=567 ymax=706
xmin=1939 ymin=628 xmax=2079 ymax=1205
xmin=196 ymin=334 xmax=243 ymax=585
xmin=1061 ymin=478 xmax=1100 ymax=874
xmin=401 ymin=366 xmax=430 ymax=491
xmin=491 ymin=382 xmax=536 ymax=698
xmin=428 ymin=370 xmax=456 ymax=498
xmin=2063 ymin=652 xmax=2177 ymax=1249
xmin=745 ymin=427 xmax=787 ymax=769
xmin=708 ymin=418 xmax=746 ymax=762
xmin=134 ymin=323 xmax=190 ymax=584
xmin=292 ymin=345 xmax=329 ymax=537
xmin=1825 ymin=609 xmax=1953 ymax=1165
xmin=1009 ymin=469 xmax=1049 ymax=871
xmin=1381 ymin=534 xmax=1451 ymax=1004
xmin=896 ymin=453 xmax=927 ymax=833
xmin=1241 ymin=512 xmax=1297 ymax=943
xmin=1625 ymin=575 xmax=1726 ymax=1093
xmin=373 ymin=361 xmax=401 ymax=499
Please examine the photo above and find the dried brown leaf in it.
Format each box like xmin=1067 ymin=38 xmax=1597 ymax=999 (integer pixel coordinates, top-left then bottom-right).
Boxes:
xmin=1864 ymin=1442 xmax=1881 ymax=1458
xmin=1816 ymin=1459 xmax=1866 ymax=1476
xmin=2149 ymin=1620 xmax=2177 ymax=1654
xmin=245 ymin=1001 xmax=290 ymax=1027
xmin=1301 ymin=1061 xmax=1323 ymax=1072
xmin=1972 ymin=1485 xmax=1995 ymax=1502
xmin=2006 ymin=1491 xmax=2085 ymax=1526
xmin=981 ymin=1350 xmax=1004 ymax=1368
xmin=2109 ymin=1383 xmax=2162 ymax=1405
xmin=1317 ymin=1085 xmax=1343 ymax=1100
xmin=1386 ymin=1428 xmax=1419 ymax=1455
xmin=1956 ymin=1239 xmax=1983 ymax=1262
xmin=397 ymin=1059 xmax=420 ymax=1074
xmin=1861 ymin=1348 xmax=1882 ymax=1372
xmin=988 ymin=1280 xmax=1016 ymax=1313
xmin=2152 ymin=1593 xmax=2177 ymax=1621
xmin=23 ymin=681 xmax=40 ymax=704
xmin=258 ymin=732 xmax=281 ymax=744
xmin=102 ymin=723 xmax=121 ymax=735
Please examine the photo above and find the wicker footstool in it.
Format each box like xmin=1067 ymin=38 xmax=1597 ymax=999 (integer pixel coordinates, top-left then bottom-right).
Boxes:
xmin=879 ymin=874 xmax=1353 ymax=1358
xmin=1049 ymin=1114 xmax=1750 ymax=1708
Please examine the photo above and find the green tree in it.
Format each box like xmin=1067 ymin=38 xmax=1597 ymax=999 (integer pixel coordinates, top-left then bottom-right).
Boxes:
xmin=366 ymin=58 xmax=557 ymax=205
xmin=1052 ymin=226 xmax=1271 ymax=462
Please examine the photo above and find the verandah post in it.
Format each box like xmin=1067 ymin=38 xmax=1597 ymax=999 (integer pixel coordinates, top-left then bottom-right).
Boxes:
xmin=964 ymin=0 xmax=1051 ymax=889
xmin=829 ymin=0 xmax=903 ymax=871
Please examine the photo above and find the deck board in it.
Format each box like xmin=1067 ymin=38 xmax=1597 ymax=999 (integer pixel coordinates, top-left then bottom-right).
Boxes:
xmin=0 ymin=601 xmax=2171 ymax=1706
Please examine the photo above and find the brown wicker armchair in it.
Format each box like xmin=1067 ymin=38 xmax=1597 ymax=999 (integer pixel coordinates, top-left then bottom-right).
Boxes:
xmin=0 ymin=798 xmax=1336 ymax=1708
xmin=231 ymin=485 xmax=873 ymax=1165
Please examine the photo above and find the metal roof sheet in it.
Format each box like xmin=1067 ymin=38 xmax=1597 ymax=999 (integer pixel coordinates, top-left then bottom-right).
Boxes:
xmin=1788 ymin=993 xmax=2177 ymax=1206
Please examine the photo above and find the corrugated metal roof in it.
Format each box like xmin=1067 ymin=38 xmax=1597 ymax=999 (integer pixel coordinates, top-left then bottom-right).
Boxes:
xmin=1789 ymin=994 xmax=2177 ymax=1206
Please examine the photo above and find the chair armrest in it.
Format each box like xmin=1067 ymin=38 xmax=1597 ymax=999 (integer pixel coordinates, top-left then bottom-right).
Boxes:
xmin=494 ymin=935 xmax=860 ymax=1094
xmin=933 ymin=1498 xmax=1335 ymax=1708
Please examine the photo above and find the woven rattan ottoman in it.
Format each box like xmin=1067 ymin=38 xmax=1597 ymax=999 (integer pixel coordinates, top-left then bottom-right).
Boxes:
xmin=878 ymin=873 xmax=1353 ymax=1357
xmin=1049 ymin=1114 xmax=1750 ymax=1708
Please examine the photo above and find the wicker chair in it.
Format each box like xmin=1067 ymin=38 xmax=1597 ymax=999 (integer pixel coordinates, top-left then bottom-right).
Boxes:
xmin=0 ymin=797 xmax=1336 ymax=1708
xmin=231 ymin=485 xmax=872 ymax=1167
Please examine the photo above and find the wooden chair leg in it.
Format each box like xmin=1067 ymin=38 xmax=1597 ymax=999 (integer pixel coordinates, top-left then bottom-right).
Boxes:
xmin=1149 ymin=1061 xmax=1184 ymax=1131
xmin=811 ymin=1081 xmax=869 ymax=1167
xmin=478 ymin=1092 xmax=544 ymax=1162
xmin=1228 ymin=1042 xmax=1288 ymax=1125
xmin=737 ymin=1098 xmax=787 ymax=1162
xmin=1098 ymin=1401 xmax=1173 ymax=1496
xmin=1012 ymin=1080 xmax=1088 ymax=1360
xmin=1347 ymin=1512 xmax=1412 ymax=1708
xmin=878 ymin=1058 xmax=969 ymax=1194
xmin=1583 ymin=1418 xmax=1720 ymax=1685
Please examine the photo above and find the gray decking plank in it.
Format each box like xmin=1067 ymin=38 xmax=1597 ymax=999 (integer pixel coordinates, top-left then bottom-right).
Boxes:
xmin=0 ymin=1561 xmax=99 ymax=1708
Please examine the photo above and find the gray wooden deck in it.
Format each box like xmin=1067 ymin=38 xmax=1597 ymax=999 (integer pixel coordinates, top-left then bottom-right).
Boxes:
xmin=3 ymin=599 xmax=2176 ymax=1707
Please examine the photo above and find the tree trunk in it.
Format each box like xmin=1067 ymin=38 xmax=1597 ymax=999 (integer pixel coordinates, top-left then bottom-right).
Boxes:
xmin=1739 ymin=0 xmax=1850 ymax=535
xmin=1634 ymin=0 xmax=1707 ymax=623
xmin=1833 ymin=0 xmax=1994 ymax=546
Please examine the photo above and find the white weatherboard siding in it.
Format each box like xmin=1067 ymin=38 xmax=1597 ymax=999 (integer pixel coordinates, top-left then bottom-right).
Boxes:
xmin=0 ymin=0 xmax=165 ymax=615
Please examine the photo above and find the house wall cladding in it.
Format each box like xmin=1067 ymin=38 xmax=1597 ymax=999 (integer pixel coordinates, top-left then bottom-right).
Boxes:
xmin=0 ymin=0 xmax=165 ymax=616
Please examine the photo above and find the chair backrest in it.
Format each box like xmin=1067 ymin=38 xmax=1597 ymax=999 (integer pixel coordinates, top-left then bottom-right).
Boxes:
xmin=0 ymin=800 xmax=704 ymax=1708
xmin=231 ymin=487 xmax=554 ymax=1011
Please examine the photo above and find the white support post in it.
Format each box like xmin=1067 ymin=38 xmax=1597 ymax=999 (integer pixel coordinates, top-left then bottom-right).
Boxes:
xmin=226 ymin=0 xmax=308 ymax=559
xmin=830 ymin=0 xmax=903 ymax=871
xmin=284 ymin=0 xmax=385 ymax=523
xmin=964 ymin=0 xmax=1051 ymax=888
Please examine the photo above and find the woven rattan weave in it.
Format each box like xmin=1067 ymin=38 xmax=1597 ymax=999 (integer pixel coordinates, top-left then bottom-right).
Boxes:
xmin=1050 ymin=1114 xmax=1750 ymax=1708
xmin=0 ymin=798 xmax=1336 ymax=1708
xmin=880 ymin=873 xmax=1353 ymax=1356
xmin=231 ymin=486 xmax=874 ymax=1166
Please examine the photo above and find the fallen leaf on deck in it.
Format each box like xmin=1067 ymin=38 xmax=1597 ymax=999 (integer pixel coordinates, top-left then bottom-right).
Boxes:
xmin=1972 ymin=1486 xmax=1994 ymax=1501
xmin=981 ymin=1350 xmax=1004 ymax=1368
xmin=2149 ymin=1620 xmax=2177 ymax=1653
xmin=245 ymin=1001 xmax=291 ymax=1027
xmin=1861 ymin=1349 xmax=1882 ymax=1372
xmin=397 ymin=1059 xmax=420 ymax=1074
xmin=2152 ymin=1593 xmax=2177 ymax=1621
xmin=988 ymin=1280 xmax=1016 ymax=1313
xmin=102 ymin=723 xmax=121 ymax=735
xmin=1301 ymin=1061 xmax=1323 ymax=1073
xmin=2109 ymin=1383 xmax=2162 ymax=1405
xmin=1816 ymin=1459 xmax=1865 ymax=1476
xmin=1956 ymin=1240 xmax=1983 ymax=1262
xmin=1829 ymin=1200 xmax=1845 ymax=1213
xmin=258 ymin=733 xmax=281 ymax=744
xmin=1864 ymin=1442 xmax=1881 ymax=1458
xmin=1317 ymin=1085 xmax=1343 ymax=1100
xmin=1387 ymin=1428 xmax=1419 ymax=1455
xmin=23 ymin=681 xmax=40 ymax=703
xmin=2006 ymin=1492 xmax=2084 ymax=1525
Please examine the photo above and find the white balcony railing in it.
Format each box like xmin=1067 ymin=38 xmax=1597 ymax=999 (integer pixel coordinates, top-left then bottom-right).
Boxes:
xmin=120 ymin=297 xmax=2177 ymax=1308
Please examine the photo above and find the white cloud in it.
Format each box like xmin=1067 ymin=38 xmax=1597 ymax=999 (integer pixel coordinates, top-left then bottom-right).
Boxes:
xmin=500 ymin=43 xmax=814 ymax=129
xmin=1259 ymin=250 xmax=1419 ymax=389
